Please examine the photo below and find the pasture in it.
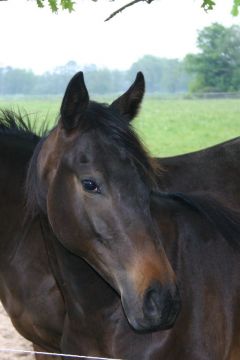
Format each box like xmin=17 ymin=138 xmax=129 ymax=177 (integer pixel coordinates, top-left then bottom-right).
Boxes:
xmin=0 ymin=97 xmax=239 ymax=156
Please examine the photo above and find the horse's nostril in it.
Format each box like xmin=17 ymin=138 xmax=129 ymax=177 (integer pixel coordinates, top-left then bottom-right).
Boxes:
xmin=143 ymin=284 xmax=165 ymax=319
xmin=143 ymin=283 xmax=181 ymax=327
xmin=143 ymin=288 xmax=162 ymax=318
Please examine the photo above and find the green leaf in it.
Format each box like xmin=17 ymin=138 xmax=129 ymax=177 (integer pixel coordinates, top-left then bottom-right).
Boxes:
xmin=201 ymin=0 xmax=216 ymax=11
xmin=36 ymin=0 xmax=44 ymax=8
xmin=60 ymin=0 xmax=75 ymax=12
xmin=48 ymin=0 xmax=58 ymax=12
xmin=232 ymin=0 xmax=240 ymax=16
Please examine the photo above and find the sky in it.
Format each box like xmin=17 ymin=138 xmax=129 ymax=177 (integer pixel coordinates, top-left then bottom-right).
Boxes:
xmin=0 ymin=0 xmax=239 ymax=74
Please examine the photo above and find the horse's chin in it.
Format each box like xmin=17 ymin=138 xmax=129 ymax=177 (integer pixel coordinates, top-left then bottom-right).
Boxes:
xmin=127 ymin=314 xmax=178 ymax=334
xmin=124 ymin=297 xmax=181 ymax=334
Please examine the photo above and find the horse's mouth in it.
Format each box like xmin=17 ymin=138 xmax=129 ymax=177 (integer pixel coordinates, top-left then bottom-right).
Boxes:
xmin=126 ymin=297 xmax=181 ymax=333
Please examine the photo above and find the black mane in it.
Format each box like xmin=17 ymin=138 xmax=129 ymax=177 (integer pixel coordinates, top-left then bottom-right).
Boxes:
xmin=0 ymin=109 xmax=49 ymax=141
xmin=161 ymin=191 xmax=240 ymax=250
xmin=0 ymin=109 xmax=54 ymax=220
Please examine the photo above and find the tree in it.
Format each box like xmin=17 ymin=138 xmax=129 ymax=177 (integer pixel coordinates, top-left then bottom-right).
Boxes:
xmin=185 ymin=23 xmax=240 ymax=92
xmin=129 ymin=55 xmax=191 ymax=93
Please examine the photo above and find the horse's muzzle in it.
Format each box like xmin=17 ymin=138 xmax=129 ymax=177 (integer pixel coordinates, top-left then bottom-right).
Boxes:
xmin=123 ymin=282 xmax=181 ymax=333
xmin=142 ymin=282 xmax=181 ymax=331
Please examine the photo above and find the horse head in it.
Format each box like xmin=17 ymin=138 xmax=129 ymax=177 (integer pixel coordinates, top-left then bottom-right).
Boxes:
xmin=35 ymin=71 xmax=181 ymax=332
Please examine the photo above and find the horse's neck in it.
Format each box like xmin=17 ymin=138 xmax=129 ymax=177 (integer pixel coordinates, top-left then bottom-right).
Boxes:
xmin=0 ymin=132 xmax=36 ymax=157
xmin=162 ymin=200 xmax=240 ymax=313
xmin=153 ymin=201 xmax=240 ymax=358
xmin=154 ymin=195 xmax=240 ymax=282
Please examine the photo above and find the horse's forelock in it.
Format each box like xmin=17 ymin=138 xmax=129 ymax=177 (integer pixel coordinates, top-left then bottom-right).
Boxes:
xmin=76 ymin=101 xmax=162 ymax=187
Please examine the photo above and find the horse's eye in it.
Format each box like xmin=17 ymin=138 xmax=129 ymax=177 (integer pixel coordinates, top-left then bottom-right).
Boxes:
xmin=81 ymin=179 xmax=100 ymax=193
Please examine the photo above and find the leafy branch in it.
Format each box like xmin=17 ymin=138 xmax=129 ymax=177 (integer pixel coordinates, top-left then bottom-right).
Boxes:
xmin=36 ymin=0 xmax=75 ymax=12
xmin=9 ymin=0 xmax=240 ymax=18
xmin=201 ymin=0 xmax=216 ymax=11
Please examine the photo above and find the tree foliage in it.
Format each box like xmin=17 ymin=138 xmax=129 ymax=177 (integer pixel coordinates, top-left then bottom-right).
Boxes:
xmin=0 ymin=58 xmax=190 ymax=96
xmin=36 ymin=0 xmax=239 ymax=16
xmin=36 ymin=0 xmax=75 ymax=12
xmin=0 ymin=0 xmax=238 ymax=19
xmin=185 ymin=23 xmax=240 ymax=92
xmin=231 ymin=0 xmax=240 ymax=15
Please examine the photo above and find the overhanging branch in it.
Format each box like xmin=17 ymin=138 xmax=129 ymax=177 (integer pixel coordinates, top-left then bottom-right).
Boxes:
xmin=105 ymin=0 xmax=154 ymax=21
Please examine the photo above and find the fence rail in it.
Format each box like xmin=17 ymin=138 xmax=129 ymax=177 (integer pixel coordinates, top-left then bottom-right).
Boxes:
xmin=186 ymin=92 xmax=240 ymax=100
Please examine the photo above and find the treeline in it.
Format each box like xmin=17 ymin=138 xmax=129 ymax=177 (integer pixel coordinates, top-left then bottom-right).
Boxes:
xmin=1 ymin=23 xmax=240 ymax=96
xmin=0 ymin=56 xmax=191 ymax=96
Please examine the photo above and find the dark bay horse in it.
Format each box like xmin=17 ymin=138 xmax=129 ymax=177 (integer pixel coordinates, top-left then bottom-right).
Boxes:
xmin=0 ymin=72 xmax=181 ymax=358
xmin=1 ymin=71 xmax=240 ymax=359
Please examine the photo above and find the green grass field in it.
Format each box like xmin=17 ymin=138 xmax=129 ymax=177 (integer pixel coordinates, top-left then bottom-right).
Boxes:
xmin=0 ymin=97 xmax=239 ymax=157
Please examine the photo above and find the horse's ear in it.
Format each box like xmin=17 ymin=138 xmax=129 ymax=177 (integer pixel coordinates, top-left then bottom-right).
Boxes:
xmin=110 ymin=72 xmax=145 ymax=121
xmin=60 ymin=71 xmax=89 ymax=130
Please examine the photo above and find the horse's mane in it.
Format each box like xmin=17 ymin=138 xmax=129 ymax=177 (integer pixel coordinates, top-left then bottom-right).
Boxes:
xmin=0 ymin=108 xmax=55 ymax=220
xmin=0 ymin=109 xmax=49 ymax=141
xmin=161 ymin=192 xmax=240 ymax=250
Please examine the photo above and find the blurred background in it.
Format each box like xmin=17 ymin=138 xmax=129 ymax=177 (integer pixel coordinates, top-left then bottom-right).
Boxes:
xmin=0 ymin=0 xmax=239 ymax=155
